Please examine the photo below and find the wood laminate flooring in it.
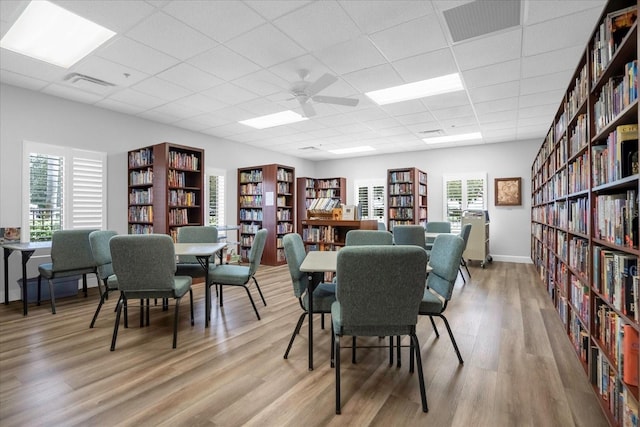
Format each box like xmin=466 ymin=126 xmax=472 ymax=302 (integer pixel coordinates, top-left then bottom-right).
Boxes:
xmin=0 ymin=262 xmax=609 ymax=426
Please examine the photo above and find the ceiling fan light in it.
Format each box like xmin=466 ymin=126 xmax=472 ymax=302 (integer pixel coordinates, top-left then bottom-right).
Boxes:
xmin=239 ymin=110 xmax=307 ymax=129
xmin=365 ymin=73 xmax=464 ymax=105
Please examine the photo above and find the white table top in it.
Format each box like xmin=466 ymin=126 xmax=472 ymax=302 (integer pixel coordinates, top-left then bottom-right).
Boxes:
xmin=300 ymin=250 xmax=338 ymax=273
xmin=2 ymin=241 xmax=52 ymax=251
xmin=174 ymin=242 xmax=226 ymax=256
xmin=425 ymin=232 xmax=456 ymax=239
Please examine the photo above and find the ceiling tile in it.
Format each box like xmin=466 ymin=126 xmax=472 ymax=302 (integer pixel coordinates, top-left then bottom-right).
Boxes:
xmin=175 ymin=93 xmax=227 ymax=113
xmin=0 ymin=49 xmax=67 ymax=82
xmin=245 ymin=0 xmax=311 ymax=20
xmin=232 ymin=69 xmax=290 ymax=97
xmin=274 ymin=1 xmax=361 ymax=52
xmin=476 ymin=109 xmax=518 ymax=125
xmin=519 ymin=89 xmax=563 ymax=108
xmin=131 ymin=77 xmax=192 ymax=101
xmin=521 ymin=46 xmax=581 ymax=78
xmin=107 ymin=88 xmax=167 ymax=110
xmin=126 ymin=11 xmax=216 ymax=60
xmin=452 ymin=27 xmax=522 ymax=71
xmin=156 ymin=63 xmax=224 ymax=92
xmin=422 ymin=91 xmax=470 ymax=110
xmin=462 ymin=59 xmax=521 ymax=88
xmin=70 ymin=56 xmax=148 ymax=88
xmin=474 ymin=97 xmax=519 ymax=115
xmin=314 ymin=36 xmax=387 ymax=75
xmin=54 ymin=0 xmax=155 ymax=33
xmin=520 ymin=71 xmax=571 ymax=96
xmin=369 ymin=14 xmax=448 ymax=61
xmin=163 ymin=0 xmax=265 ymax=42
xmin=339 ymin=0 xmax=434 ymax=34
xmin=392 ymin=48 xmax=458 ymax=83
xmin=201 ymin=82 xmax=259 ymax=105
xmin=42 ymin=84 xmax=104 ymax=104
xmin=96 ymin=36 xmax=180 ymax=75
xmin=226 ymin=24 xmax=306 ymax=68
xmin=525 ymin=1 xmax=605 ymax=25
xmin=342 ymin=63 xmax=402 ymax=93
xmin=148 ymin=102 xmax=203 ymax=119
xmin=95 ymin=97 xmax=148 ymax=115
xmin=187 ymin=45 xmax=261 ymax=81
xmin=0 ymin=69 xmax=48 ymax=91
xmin=468 ymin=81 xmax=520 ymax=103
xmin=395 ymin=111 xmax=437 ymax=125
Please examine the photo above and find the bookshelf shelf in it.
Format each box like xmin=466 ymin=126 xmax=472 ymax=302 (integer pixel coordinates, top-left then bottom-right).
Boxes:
xmin=386 ymin=167 xmax=427 ymax=231
xmin=530 ymin=1 xmax=639 ymax=424
xmin=127 ymin=142 xmax=204 ymax=241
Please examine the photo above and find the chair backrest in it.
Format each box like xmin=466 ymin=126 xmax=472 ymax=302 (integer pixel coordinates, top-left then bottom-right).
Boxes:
xmin=392 ymin=225 xmax=426 ymax=248
xmin=459 ymin=223 xmax=472 ymax=248
xmin=426 ymin=234 xmax=465 ymax=301
xmin=345 ymin=229 xmax=393 ymax=246
xmin=336 ymin=245 xmax=427 ymax=335
xmin=425 ymin=221 xmax=451 ymax=245
xmin=109 ymin=234 xmax=177 ymax=291
xmin=89 ymin=230 xmax=117 ymax=280
xmin=177 ymin=226 xmax=218 ymax=263
xmin=282 ymin=233 xmax=308 ymax=298
xmin=377 ymin=222 xmax=386 ymax=231
xmin=51 ymin=229 xmax=97 ymax=272
xmin=248 ymin=228 xmax=268 ymax=276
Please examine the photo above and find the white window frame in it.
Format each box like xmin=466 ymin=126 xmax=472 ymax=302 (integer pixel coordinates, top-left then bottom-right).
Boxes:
xmin=354 ymin=179 xmax=386 ymax=222
xmin=206 ymin=167 xmax=226 ymax=227
xmin=22 ymin=141 xmax=107 ymax=242
xmin=442 ymin=172 xmax=487 ymax=233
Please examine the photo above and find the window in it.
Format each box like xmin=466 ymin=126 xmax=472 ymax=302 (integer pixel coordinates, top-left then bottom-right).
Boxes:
xmin=443 ymin=173 xmax=486 ymax=233
xmin=208 ymin=169 xmax=225 ymax=226
xmin=23 ymin=142 xmax=106 ymax=241
xmin=355 ymin=180 xmax=385 ymax=221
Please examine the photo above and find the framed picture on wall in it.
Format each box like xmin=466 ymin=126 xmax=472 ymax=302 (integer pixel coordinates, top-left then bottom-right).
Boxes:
xmin=495 ymin=177 xmax=521 ymax=206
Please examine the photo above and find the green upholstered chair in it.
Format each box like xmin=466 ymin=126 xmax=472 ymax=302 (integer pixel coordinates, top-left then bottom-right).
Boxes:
xmin=37 ymin=229 xmax=98 ymax=314
xmin=176 ymin=226 xmax=218 ymax=278
xmin=331 ymin=245 xmax=428 ymax=414
xmin=458 ymin=223 xmax=472 ymax=282
xmin=207 ymin=228 xmax=267 ymax=321
xmin=282 ymin=232 xmax=336 ymax=359
xmin=392 ymin=224 xmax=427 ymax=248
xmin=88 ymin=230 xmax=119 ymax=328
xmin=109 ymin=234 xmax=193 ymax=350
xmin=419 ymin=234 xmax=466 ymax=364
xmin=345 ymin=229 xmax=393 ymax=246
xmin=377 ymin=221 xmax=386 ymax=231
xmin=425 ymin=221 xmax=451 ymax=250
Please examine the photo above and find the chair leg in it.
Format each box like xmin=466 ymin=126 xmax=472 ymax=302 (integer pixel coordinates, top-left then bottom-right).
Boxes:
xmin=396 ymin=336 xmax=401 ymax=368
xmin=462 ymin=258 xmax=470 ymax=277
xmin=284 ymin=312 xmax=307 ymax=359
xmin=82 ymin=274 xmax=88 ymax=297
xmin=321 ymin=313 xmax=325 ymax=329
xmin=252 ymin=276 xmax=267 ymax=306
xmin=90 ymin=287 xmax=109 ymax=328
xmin=173 ymin=296 xmax=182 ymax=349
xmin=459 ymin=267 xmax=466 ymax=284
xmin=243 ymin=285 xmax=261 ymax=320
xmin=335 ymin=333 xmax=341 ymax=414
xmin=351 ymin=336 xmax=356 ymax=364
xmin=389 ymin=336 xmax=394 ymax=366
xmin=429 ymin=315 xmax=440 ymax=338
xmin=410 ymin=333 xmax=428 ymax=412
xmin=330 ymin=323 xmax=335 ymax=368
xmin=110 ymin=293 xmax=124 ymax=351
xmin=189 ymin=288 xmax=194 ymax=326
xmin=48 ymin=279 xmax=56 ymax=314
xmin=409 ymin=336 xmax=414 ymax=373
xmin=438 ymin=314 xmax=464 ymax=364
xmin=219 ymin=284 xmax=224 ymax=307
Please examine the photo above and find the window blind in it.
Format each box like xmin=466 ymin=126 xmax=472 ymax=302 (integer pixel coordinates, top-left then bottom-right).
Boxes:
xmin=72 ymin=155 xmax=104 ymax=229
xmin=443 ymin=174 xmax=486 ymax=233
xmin=29 ymin=153 xmax=64 ymax=241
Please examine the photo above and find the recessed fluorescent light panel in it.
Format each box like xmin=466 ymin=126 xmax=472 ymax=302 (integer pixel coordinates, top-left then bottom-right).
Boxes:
xmin=239 ymin=110 xmax=308 ymax=129
xmin=328 ymin=146 xmax=375 ymax=154
xmin=366 ymin=73 xmax=464 ymax=105
xmin=423 ymin=132 xmax=482 ymax=145
xmin=0 ymin=0 xmax=116 ymax=68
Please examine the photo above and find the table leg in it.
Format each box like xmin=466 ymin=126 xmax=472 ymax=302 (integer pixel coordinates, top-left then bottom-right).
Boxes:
xmin=20 ymin=250 xmax=36 ymax=316
xmin=307 ymin=271 xmax=314 ymax=371
xmin=205 ymin=255 xmax=211 ymax=328
xmin=3 ymin=248 xmax=12 ymax=305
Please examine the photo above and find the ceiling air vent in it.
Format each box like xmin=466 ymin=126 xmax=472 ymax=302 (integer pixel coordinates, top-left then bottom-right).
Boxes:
xmin=443 ymin=0 xmax=521 ymax=43
xmin=64 ymin=72 xmax=115 ymax=87
xmin=299 ymin=146 xmax=321 ymax=151
xmin=418 ymin=129 xmax=444 ymax=136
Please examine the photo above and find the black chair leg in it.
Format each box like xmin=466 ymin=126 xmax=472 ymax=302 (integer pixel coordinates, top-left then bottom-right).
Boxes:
xmin=252 ymin=277 xmax=267 ymax=306
xmin=335 ymin=333 xmax=341 ymax=414
xmin=48 ymin=279 xmax=56 ymax=314
xmin=459 ymin=267 xmax=466 ymax=284
xmin=189 ymin=288 xmax=194 ymax=326
xmin=110 ymin=293 xmax=124 ymax=351
xmin=389 ymin=336 xmax=394 ymax=366
xmin=439 ymin=314 xmax=464 ymax=364
xmin=37 ymin=275 xmax=42 ymax=306
xmin=82 ymin=274 xmax=88 ymax=297
xmin=90 ymin=289 xmax=109 ymax=328
xmin=321 ymin=313 xmax=325 ymax=329
xmin=330 ymin=324 xmax=335 ymax=368
xmin=429 ymin=316 xmax=440 ymax=337
xmin=243 ymin=286 xmax=261 ymax=320
xmin=409 ymin=336 xmax=415 ymax=373
xmin=351 ymin=336 xmax=356 ymax=364
xmin=284 ymin=312 xmax=307 ymax=359
xmin=396 ymin=335 xmax=401 ymax=368
xmin=173 ymin=297 xmax=181 ymax=349
xmin=462 ymin=258 xmax=470 ymax=277
xmin=411 ymin=333 xmax=428 ymax=412
xmin=219 ymin=284 xmax=224 ymax=307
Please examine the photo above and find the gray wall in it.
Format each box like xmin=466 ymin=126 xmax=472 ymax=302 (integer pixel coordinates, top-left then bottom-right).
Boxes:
xmin=1 ymin=83 xmax=539 ymax=302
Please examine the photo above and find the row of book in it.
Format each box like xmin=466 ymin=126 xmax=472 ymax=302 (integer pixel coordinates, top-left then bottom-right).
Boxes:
xmin=168 ymin=170 xmax=188 ymax=188
xmin=592 ymin=124 xmax=639 ymax=186
xmin=276 ymin=222 xmax=293 ymax=234
xmin=316 ymin=189 xmax=340 ymax=198
xmin=389 ymin=171 xmax=426 ymax=183
xmin=594 ymin=60 xmax=638 ymax=134
xmin=568 ymin=197 xmax=588 ymax=235
xmin=129 ymin=168 xmax=153 ymax=186
xmin=239 ymin=169 xmax=263 ymax=183
xmin=388 ymin=207 xmax=414 ymax=219
xmin=168 ymin=189 xmax=198 ymax=207
xmin=567 ymin=64 xmax=589 ymax=119
xmin=168 ymin=151 xmax=199 ymax=171
xmin=276 ymin=168 xmax=293 ymax=182
xmin=276 ymin=209 xmax=291 ymax=221
xmin=316 ymin=179 xmax=342 ymax=189
xmin=591 ymin=5 xmax=637 ymax=84
xmin=128 ymin=148 xmax=153 ymax=168
xmin=569 ymin=114 xmax=588 ymax=158
xmin=168 ymin=208 xmax=189 ymax=225
xmin=307 ymin=197 xmax=339 ymax=212
xmin=239 ymin=195 xmax=262 ymax=208
xmin=129 ymin=188 xmax=153 ymax=205
xmin=389 ymin=195 xmax=417 ymax=207
xmin=568 ymin=236 xmax=589 ymax=278
xmin=592 ymin=346 xmax=639 ymax=426
xmin=276 ymin=196 xmax=291 ymax=207
xmin=593 ymin=190 xmax=638 ymax=249
xmin=128 ymin=206 xmax=152 ymax=223
xmin=570 ymin=275 xmax=590 ymax=324
xmin=240 ymin=222 xmax=260 ymax=234
xmin=239 ymin=183 xmax=262 ymax=195
xmin=302 ymin=226 xmax=338 ymax=243
xmin=388 ymin=183 xmax=413 ymax=194
xmin=277 ymin=182 xmax=291 ymax=193
xmin=593 ymin=246 xmax=638 ymax=320
xmin=129 ymin=224 xmax=153 ymax=235
xmin=567 ymin=152 xmax=589 ymax=193
xmin=239 ymin=209 xmax=263 ymax=221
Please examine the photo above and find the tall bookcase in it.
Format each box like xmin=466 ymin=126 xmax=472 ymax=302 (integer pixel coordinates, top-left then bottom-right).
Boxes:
xmin=128 ymin=142 xmax=204 ymax=241
xmin=530 ymin=1 xmax=639 ymax=424
xmin=387 ymin=167 xmax=428 ymax=231
xmin=296 ymin=177 xmax=347 ymax=232
xmin=238 ymin=164 xmax=295 ymax=266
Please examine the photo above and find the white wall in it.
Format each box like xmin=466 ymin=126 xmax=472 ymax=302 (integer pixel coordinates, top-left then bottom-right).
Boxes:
xmin=1 ymin=83 xmax=540 ymax=302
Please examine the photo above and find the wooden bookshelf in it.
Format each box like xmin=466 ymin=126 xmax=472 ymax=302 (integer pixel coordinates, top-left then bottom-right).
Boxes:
xmin=300 ymin=219 xmax=378 ymax=251
xmin=238 ymin=164 xmax=295 ymax=266
xmin=296 ymin=177 xmax=346 ymax=233
xmin=387 ymin=167 xmax=428 ymax=231
xmin=530 ymin=1 xmax=639 ymax=424
xmin=127 ymin=142 xmax=204 ymax=241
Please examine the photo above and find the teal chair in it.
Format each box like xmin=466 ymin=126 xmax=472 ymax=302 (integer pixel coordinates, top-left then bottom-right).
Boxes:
xmin=176 ymin=226 xmax=218 ymax=278
xmin=38 ymin=229 xmax=98 ymax=314
xmin=392 ymin=224 xmax=427 ymax=248
xmin=282 ymin=233 xmax=336 ymax=359
xmin=88 ymin=230 xmax=119 ymax=328
xmin=419 ymin=234 xmax=466 ymax=364
xmin=345 ymin=229 xmax=393 ymax=246
xmin=458 ymin=223 xmax=472 ymax=282
xmin=425 ymin=221 xmax=451 ymax=251
xmin=109 ymin=234 xmax=193 ymax=350
xmin=331 ymin=245 xmax=428 ymax=414
xmin=377 ymin=221 xmax=386 ymax=231
xmin=208 ymin=228 xmax=267 ymax=321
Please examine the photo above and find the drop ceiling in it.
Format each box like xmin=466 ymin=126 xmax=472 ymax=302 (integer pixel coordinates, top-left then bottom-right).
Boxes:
xmin=0 ymin=0 xmax=606 ymax=159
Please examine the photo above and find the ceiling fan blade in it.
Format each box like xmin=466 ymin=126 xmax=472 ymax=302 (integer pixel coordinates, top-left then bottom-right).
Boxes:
xmin=305 ymin=73 xmax=338 ymax=96
xmin=301 ymin=102 xmax=316 ymax=117
xmin=312 ymin=95 xmax=359 ymax=107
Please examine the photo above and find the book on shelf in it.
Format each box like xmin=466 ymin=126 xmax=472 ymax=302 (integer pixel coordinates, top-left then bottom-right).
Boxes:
xmin=623 ymin=324 xmax=639 ymax=386
xmin=607 ymin=6 xmax=638 ymax=55
xmin=618 ymin=124 xmax=638 ymax=178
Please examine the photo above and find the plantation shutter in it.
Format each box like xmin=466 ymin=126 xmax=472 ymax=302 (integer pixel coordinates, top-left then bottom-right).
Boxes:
xmin=72 ymin=154 xmax=105 ymax=229
xmin=29 ymin=153 xmax=64 ymax=241
xmin=443 ymin=174 xmax=487 ymax=233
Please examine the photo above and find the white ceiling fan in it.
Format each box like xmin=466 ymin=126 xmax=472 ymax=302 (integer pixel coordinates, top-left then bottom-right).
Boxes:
xmin=288 ymin=70 xmax=359 ymax=117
